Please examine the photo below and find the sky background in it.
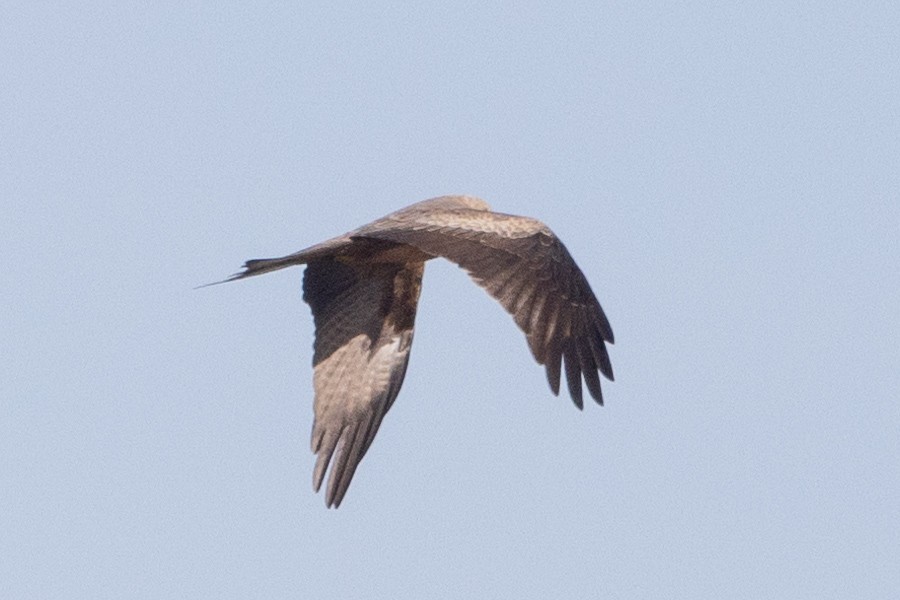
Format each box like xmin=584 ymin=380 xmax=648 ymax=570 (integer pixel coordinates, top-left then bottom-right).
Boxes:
xmin=2 ymin=2 xmax=899 ymax=598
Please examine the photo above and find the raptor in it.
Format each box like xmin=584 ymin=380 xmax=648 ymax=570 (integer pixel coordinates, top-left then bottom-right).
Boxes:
xmin=216 ymin=196 xmax=614 ymax=507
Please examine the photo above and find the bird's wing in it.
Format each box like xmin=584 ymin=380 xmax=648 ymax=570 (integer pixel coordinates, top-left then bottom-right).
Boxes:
xmin=302 ymin=257 xmax=423 ymax=507
xmin=356 ymin=208 xmax=613 ymax=408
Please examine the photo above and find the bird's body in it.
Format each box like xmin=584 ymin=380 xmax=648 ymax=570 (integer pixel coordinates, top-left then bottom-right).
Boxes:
xmin=219 ymin=196 xmax=614 ymax=507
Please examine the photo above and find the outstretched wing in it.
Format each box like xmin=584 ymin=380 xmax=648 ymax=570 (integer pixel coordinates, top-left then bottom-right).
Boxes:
xmin=357 ymin=208 xmax=614 ymax=409
xmin=302 ymin=258 xmax=422 ymax=507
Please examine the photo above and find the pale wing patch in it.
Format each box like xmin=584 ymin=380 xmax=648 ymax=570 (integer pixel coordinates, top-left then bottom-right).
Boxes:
xmin=369 ymin=336 xmax=405 ymax=391
xmin=311 ymin=332 xmax=413 ymax=508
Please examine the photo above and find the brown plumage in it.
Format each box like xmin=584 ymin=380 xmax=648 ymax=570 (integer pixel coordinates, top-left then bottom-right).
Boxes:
xmin=217 ymin=196 xmax=614 ymax=507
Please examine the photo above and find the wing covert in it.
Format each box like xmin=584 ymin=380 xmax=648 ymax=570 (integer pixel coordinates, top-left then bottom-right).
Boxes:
xmin=356 ymin=209 xmax=614 ymax=408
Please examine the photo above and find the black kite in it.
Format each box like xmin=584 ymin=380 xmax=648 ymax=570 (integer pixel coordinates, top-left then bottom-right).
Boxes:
xmin=217 ymin=196 xmax=614 ymax=507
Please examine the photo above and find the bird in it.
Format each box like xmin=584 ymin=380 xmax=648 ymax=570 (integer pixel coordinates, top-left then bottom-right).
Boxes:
xmin=214 ymin=195 xmax=614 ymax=507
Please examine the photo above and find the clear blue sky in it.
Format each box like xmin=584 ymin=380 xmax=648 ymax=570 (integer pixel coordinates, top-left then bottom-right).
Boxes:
xmin=2 ymin=2 xmax=898 ymax=598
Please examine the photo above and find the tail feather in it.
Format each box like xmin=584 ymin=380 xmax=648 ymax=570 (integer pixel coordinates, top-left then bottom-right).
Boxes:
xmin=199 ymin=233 xmax=354 ymax=289
xmin=197 ymin=255 xmax=305 ymax=289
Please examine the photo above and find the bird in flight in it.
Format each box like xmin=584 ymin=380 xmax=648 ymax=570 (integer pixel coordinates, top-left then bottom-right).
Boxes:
xmin=215 ymin=196 xmax=614 ymax=507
